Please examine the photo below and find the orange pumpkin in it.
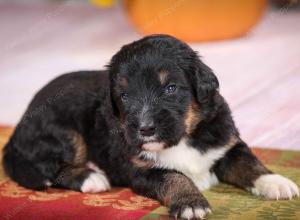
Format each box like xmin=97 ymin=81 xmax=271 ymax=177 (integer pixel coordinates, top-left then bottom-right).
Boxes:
xmin=124 ymin=0 xmax=268 ymax=42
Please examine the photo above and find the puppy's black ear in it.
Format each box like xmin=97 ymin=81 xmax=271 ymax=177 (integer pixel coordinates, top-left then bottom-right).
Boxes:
xmin=189 ymin=59 xmax=219 ymax=103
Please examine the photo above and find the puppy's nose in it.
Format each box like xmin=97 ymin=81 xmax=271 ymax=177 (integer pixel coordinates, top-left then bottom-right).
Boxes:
xmin=139 ymin=122 xmax=156 ymax=137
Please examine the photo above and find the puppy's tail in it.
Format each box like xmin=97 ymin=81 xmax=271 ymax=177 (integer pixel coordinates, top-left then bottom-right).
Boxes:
xmin=3 ymin=143 xmax=48 ymax=190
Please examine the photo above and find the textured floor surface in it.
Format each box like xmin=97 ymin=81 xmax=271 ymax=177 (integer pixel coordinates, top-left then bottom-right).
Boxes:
xmin=0 ymin=1 xmax=299 ymax=150
xmin=0 ymin=126 xmax=299 ymax=220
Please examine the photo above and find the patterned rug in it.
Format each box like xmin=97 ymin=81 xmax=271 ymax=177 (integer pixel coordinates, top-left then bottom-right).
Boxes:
xmin=0 ymin=126 xmax=299 ymax=220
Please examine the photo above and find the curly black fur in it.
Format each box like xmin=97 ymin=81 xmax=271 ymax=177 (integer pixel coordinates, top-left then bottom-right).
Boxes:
xmin=3 ymin=35 xmax=271 ymax=219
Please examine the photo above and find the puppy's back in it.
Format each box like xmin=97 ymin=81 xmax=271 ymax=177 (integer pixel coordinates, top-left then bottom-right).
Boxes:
xmin=2 ymin=70 xmax=109 ymax=190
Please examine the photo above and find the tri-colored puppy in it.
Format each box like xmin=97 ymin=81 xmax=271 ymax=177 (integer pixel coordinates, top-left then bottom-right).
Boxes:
xmin=3 ymin=35 xmax=299 ymax=219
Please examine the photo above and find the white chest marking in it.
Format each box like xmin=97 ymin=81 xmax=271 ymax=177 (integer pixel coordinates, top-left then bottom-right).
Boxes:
xmin=140 ymin=138 xmax=229 ymax=191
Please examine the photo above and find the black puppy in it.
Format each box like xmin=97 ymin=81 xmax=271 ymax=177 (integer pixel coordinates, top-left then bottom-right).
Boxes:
xmin=3 ymin=35 xmax=299 ymax=219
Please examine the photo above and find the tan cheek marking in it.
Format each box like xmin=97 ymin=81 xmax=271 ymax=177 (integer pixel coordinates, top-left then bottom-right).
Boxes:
xmin=185 ymin=101 xmax=201 ymax=134
xmin=119 ymin=77 xmax=128 ymax=88
xmin=159 ymin=71 xmax=169 ymax=85
xmin=225 ymin=135 xmax=239 ymax=149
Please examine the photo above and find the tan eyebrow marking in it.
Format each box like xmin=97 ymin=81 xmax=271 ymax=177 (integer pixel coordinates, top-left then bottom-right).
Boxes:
xmin=185 ymin=101 xmax=201 ymax=135
xmin=159 ymin=70 xmax=169 ymax=85
xmin=119 ymin=77 xmax=128 ymax=88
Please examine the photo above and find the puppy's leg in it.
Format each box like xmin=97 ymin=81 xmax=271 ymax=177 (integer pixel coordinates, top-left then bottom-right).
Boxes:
xmin=46 ymin=130 xmax=111 ymax=193
xmin=131 ymin=168 xmax=211 ymax=220
xmin=54 ymin=165 xmax=110 ymax=193
xmin=4 ymin=125 xmax=110 ymax=193
xmin=213 ymin=142 xmax=299 ymax=200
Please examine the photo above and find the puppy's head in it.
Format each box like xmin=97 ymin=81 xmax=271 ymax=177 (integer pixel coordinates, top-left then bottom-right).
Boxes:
xmin=108 ymin=35 xmax=219 ymax=152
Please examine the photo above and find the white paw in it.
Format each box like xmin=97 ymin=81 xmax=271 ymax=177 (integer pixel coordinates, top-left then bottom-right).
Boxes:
xmin=81 ymin=172 xmax=111 ymax=193
xmin=180 ymin=207 xmax=211 ymax=220
xmin=251 ymin=174 xmax=299 ymax=200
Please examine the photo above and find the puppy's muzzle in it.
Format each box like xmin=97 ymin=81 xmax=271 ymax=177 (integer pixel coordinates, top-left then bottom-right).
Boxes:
xmin=139 ymin=105 xmax=156 ymax=137
xmin=139 ymin=119 xmax=156 ymax=137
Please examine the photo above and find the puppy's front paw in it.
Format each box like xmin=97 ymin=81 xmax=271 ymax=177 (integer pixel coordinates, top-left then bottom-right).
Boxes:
xmin=170 ymin=194 xmax=211 ymax=219
xmin=251 ymin=174 xmax=299 ymax=200
xmin=80 ymin=171 xmax=111 ymax=193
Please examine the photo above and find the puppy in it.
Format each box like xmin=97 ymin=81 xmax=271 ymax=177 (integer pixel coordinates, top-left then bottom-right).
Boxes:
xmin=3 ymin=35 xmax=299 ymax=219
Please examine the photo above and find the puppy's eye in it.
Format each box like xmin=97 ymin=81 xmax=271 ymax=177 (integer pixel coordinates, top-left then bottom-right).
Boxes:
xmin=165 ymin=84 xmax=177 ymax=94
xmin=121 ymin=93 xmax=128 ymax=101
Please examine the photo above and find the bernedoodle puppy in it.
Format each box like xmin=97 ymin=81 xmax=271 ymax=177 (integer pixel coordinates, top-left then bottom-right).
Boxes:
xmin=3 ymin=35 xmax=299 ymax=219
